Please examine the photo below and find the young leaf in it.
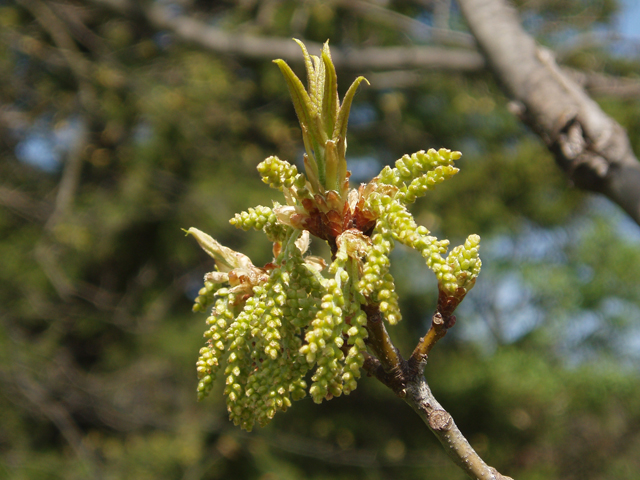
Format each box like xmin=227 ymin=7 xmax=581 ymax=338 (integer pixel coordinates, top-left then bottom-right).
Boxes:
xmin=273 ymin=59 xmax=315 ymax=137
xmin=293 ymin=39 xmax=317 ymax=103
xmin=324 ymin=139 xmax=340 ymax=192
xmin=334 ymin=76 xmax=369 ymax=158
xmin=321 ymin=42 xmax=339 ymax=138
xmin=312 ymin=54 xmax=324 ymax=111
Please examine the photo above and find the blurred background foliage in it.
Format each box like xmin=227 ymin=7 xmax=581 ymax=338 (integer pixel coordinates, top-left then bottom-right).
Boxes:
xmin=1 ymin=0 xmax=640 ymax=479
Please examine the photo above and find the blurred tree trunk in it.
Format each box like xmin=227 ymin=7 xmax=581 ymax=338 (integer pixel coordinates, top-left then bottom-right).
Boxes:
xmin=458 ymin=0 xmax=640 ymax=226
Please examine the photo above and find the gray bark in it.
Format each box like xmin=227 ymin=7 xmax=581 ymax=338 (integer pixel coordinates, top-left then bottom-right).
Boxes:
xmin=458 ymin=0 xmax=640 ymax=226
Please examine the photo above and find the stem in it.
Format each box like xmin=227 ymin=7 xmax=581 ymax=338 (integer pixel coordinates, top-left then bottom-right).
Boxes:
xmin=408 ymin=311 xmax=453 ymax=373
xmin=362 ymin=304 xmax=404 ymax=374
xmin=403 ymin=374 xmax=513 ymax=480
xmin=359 ymin=307 xmax=514 ymax=480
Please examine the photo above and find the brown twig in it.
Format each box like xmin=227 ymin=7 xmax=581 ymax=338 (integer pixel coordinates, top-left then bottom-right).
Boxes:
xmin=362 ymin=303 xmax=404 ymax=374
xmin=359 ymin=304 xmax=513 ymax=479
xmin=408 ymin=311 xmax=452 ymax=373
xmin=403 ymin=374 xmax=514 ymax=480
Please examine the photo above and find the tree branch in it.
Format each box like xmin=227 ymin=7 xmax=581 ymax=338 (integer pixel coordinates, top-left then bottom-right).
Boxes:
xmin=0 ymin=186 xmax=53 ymax=222
xmin=85 ymin=0 xmax=640 ymax=97
xmin=458 ymin=0 xmax=640 ymax=226
xmin=403 ymin=374 xmax=513 ymax=480
xmin=330 ymin=0 xmax=476 ymax=48
xmin=409 ymin=311 xmax=451 ymax=371
xmin=87 ymin=0 xmax=484 ymax=72
xmin=359 ymin=304 xmax=513 ymax=480
xmin=568 ymin=69 xmax=640 ymax=100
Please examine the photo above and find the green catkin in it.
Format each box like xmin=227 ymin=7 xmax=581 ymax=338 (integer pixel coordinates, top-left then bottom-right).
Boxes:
xmin=188 ymin=40 xmax=481 ymax=431
xmin=230 ymin=206 xmax=276 ymax=231
xmin=257 ymin=156 xmax=299 ymax=190
xmin=196 ymin=292 xmax=235 ymax=400
xmin=192 ymin=279 xmax=218 ymax=312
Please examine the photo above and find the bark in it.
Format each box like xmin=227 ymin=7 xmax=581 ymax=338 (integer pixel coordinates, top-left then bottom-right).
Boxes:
xmin=458 ymin=0 xmax=640 ymax=226
xmin=403 ymin=374 xmax=513 ymax=480
xmin=363 ymin=309 xmax=514 ymax=480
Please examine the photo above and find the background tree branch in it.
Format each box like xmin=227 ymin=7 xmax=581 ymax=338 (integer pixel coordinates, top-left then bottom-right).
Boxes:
xmin=85 ymin=0 xmax=640 ymax=98
xmin=88 ymin=0 xmax=485 ymax=72
xmin=458 ymin=0 xmax=640 ymax=226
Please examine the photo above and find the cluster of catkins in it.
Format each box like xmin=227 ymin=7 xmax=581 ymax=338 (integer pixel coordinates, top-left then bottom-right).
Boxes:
xmin=188 ymin=41 xmax=481 ymax=431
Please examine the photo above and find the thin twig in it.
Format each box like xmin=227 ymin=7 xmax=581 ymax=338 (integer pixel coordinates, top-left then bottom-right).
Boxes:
xmin=408 ymin=311 xmax=450 ymax=372
xmin=16 ymin=0 xmax=95 ymax=107
xmin=45 ymin=119 xmax=89 ymax=229
xmin=359 ymin=306 xmax=514 ymax=479
xmin=331 ymin=0 xmax=475 ymax=48
xmin=363 ymin=303 xmax=404 ymax=374
xmin=0 ymin=186 xmax=53 ymax=222
xmin=402 ymin=374 xmax=513 ymax=480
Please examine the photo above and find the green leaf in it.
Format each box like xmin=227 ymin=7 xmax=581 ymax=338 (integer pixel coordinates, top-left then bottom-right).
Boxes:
xmin=185 ymin=228 xmax=253 ymax=272
xmin=324 ymin=139 xmax=339 ymax=192
xmin=273 ymin=59 xmax=315 ymax=133
xmin=334 ymin=76 xmax=369 ymax=158
xmin=312 ymin=54 xmax=324 ymax=110
xmin=321 ymin=42 xmax=338 ymax=139
xmin=293 ymin=39 xmax=317 ymax=104
xmin=304 ymin=153 xmax=321 ymax=194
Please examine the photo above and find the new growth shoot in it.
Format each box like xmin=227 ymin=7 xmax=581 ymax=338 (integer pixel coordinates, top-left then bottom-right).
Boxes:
xmin=187 ymin=40 xmax=481 ymax=432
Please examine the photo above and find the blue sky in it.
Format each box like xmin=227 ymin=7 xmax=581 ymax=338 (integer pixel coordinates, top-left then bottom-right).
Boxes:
xmin=618 ymin=0 xmax=640 ymax=39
